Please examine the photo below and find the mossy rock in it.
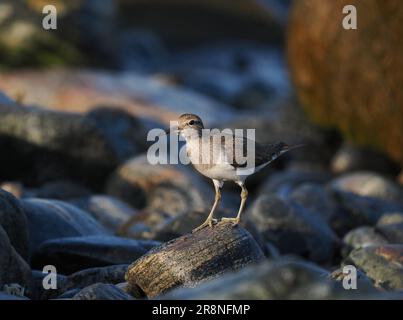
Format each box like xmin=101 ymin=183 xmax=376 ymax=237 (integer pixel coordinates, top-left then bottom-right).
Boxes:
xmin=287 ymin=0 xmax=403 ymax=165
xmin=0 ymin=0 xmax=115 ymax=68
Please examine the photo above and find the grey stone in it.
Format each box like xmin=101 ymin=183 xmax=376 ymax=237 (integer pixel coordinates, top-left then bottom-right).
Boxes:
xmin=72 ymin=283 xmax=133 ymax=300
xmin=332 ymin=190 xmax=403 ymax=229
xmin=0 ymin=225 xmax=31 ymax=290
xmin=161 ymin=258 xmax=381 ymax=299
xmin=0 ymin=189 xmax=29 ymax=259
xmin=32 ymin=235 xmax=160 ymax=274
xmin=342 ymin=226 xmax=388 ymax=257
xmin=106 ymin=155 xmax=208 ymax=214
xmin=70 ymin=195 xmax=138 ymax=233
xmin=376 ymin=213 xmax=403 ymax=244
xmin=331 ymin=144 xmax=400 ymax=176
xmin=330 ymin=171 xmax=403 ymax=204
xmin=21 ymin=198 xmax=107 ymax=254
xmin=248 ymin=193 xmax=339 ymax=263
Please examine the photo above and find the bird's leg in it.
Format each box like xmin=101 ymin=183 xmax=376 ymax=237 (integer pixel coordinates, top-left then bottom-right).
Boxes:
xmin=222 ymin=183 xmax=248 ymax=226
xmin=192 ymin=180 xmax=222 ymax=232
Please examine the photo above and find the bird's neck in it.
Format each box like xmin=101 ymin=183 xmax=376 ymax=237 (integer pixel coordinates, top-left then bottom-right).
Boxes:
xmin=181 ymin=128 xmax=202 ymax=142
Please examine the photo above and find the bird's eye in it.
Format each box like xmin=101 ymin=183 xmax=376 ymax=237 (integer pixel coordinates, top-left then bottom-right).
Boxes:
xmin=189 ymin=120 xmax=195 ymax=125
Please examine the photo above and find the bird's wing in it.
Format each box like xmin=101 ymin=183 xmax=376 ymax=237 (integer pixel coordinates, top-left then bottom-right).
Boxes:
xmin=217 ymin=132 xmax=288 ymax=168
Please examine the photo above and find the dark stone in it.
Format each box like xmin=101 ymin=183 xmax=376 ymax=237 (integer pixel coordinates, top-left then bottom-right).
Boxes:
xmin=21 ymin=198 xmax=107 ymax=255
xmin=32 ymin=235 xmax=160 ymax=274
xmin=289 ymin=183 xmax=337 ymax=224
xmin=0 ymin=189 xmax=29 ymax=259
xmin=27 ymin=180 xmax=92 ymax=200
xmin=0 ymin=292 xmax=29 ymax=300
xmin=55 ymin=289 xmax=81 ymax=299
xmin=72 ymin=283 xmax=133 ymax=300
xmin=260 ymin=167 xmax=332 ymax=199
xmin=161 ymin=258 xmax=383 ymax=299
xmin=0 ymin=103 xmax=142 ymax=188
xmin=64 ymin=264 xmax=129 ymax=292
xmin=331 ymin=190 xmax=403 ymax=230
xmin=248 ymin=193 xmax=339 ymax=263
xmin=0 ymin=225 xmax=31 ymax=290
xmin=29 ymin=269 xmax=68 ymax=300
xmin=70 ymin=195 xmax=138 ymax=233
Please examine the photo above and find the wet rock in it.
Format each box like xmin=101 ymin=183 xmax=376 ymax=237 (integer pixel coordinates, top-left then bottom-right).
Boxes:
xmin=248 ymin=193 xmax=339 ymax=263
xmin=161 ymin=258 xmax=377 ymax=299
xmin=70 ymin=195 xmax=138 ymax=234
xmin=72 ymin=283 xmax=133 ymax=300
xmin=330 ymin=172 xmax=403 ymax=204
xmin=0 ymin=103 xmax=142 ymax=188
xmin=106 ymin=155 xmax=207 ymax=214
xmin=288 ymin=0 xmax=403 ymax=164
xmin=342 ymin=226 xmax=388 ymax=257
xmin=260 ymin=166 xmax=332 ymax=199
xmin=347 ymin=245 xmax=403 ymax=290
xmin=376 ymin=213 xmax=403 ymax=244
xmin=126 ymin=221 xmax=264 ymax=298
xmin=331 ymin=145 xmax=400 ymax=176
xmin=0 ymin=189 xmax=29 ymax=259
xmin=21 ymin=198 xmax=107 ymax=254
xmin=32 ymin=235 xmax=160 ymax=274
xmin=0 ymin=225 xmax=31 ymax=290
xmin=331 ymin=190 xmax=403 ymax=230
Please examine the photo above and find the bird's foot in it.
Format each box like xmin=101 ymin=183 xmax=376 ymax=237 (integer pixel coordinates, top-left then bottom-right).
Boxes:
xmin=221 ymin=217 xmax=240 ymax=226
xmin=192 ymin=218 xmax=218 ymax=233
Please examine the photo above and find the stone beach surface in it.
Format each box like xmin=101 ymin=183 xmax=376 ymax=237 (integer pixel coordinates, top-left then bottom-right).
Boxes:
xmin=1 ymin=0 xmax=403 ymax=300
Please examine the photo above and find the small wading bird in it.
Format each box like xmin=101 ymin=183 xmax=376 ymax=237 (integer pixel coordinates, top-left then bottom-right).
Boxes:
xmin=165 ymin=114 xmax=303 ymax=232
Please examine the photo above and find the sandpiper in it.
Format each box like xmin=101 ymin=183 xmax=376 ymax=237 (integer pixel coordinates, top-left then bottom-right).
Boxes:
xmin=167 ymin=113 xmax=302 ymax=232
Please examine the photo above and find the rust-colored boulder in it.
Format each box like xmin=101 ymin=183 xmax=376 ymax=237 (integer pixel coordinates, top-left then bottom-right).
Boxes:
xmin=287 ymin=0 xmax=403 ymax=164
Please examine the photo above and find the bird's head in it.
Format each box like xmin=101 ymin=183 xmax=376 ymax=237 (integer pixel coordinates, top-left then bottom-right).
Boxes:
xmin=163 ymin=113 xmax=204 ymax=139
xmin=178 ymin=114 xmax=204 ymax=132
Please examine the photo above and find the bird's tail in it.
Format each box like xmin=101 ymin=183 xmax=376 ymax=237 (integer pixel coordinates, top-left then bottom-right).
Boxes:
xmin=280 ymin=143 xmax=306 ymax=154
